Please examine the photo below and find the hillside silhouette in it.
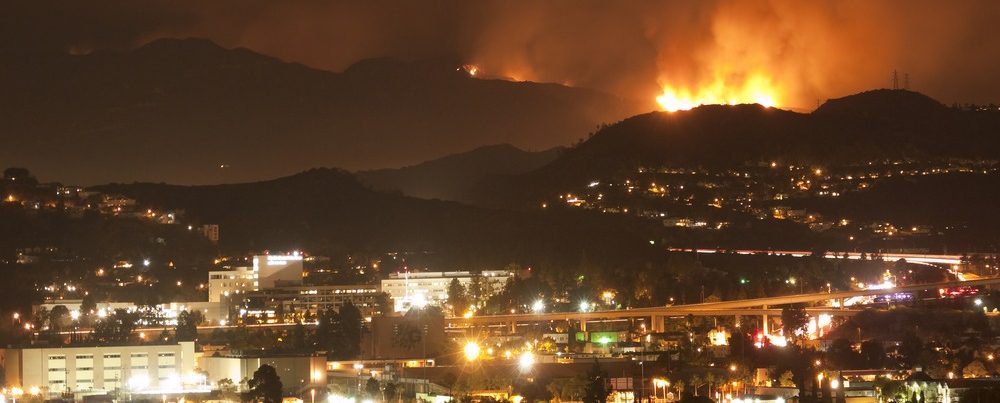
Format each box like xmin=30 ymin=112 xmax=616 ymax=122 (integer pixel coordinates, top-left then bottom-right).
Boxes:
xmin=479 ymin=90 xmax=1000 ymax=207
xmin=94 ymin=169 xmax=666 ymax=270
xmin=357 ymin=144 xmax=564 ymax=201
xmin=0 ymin=38 xmax=643 ymax=185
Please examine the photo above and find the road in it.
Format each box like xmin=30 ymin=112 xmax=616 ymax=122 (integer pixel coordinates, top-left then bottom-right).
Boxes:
xmin=667 ymin=248 xmax=966 ymax=266
xmin=446 ymin=277 xmax=1000 ymax=328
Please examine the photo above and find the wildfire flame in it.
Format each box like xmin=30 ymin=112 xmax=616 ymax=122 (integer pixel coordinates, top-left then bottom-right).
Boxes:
xmin=460 ymin=64 xmax=479 ymax=77
xmin=656 ymin=73 xmax=780 ymax=112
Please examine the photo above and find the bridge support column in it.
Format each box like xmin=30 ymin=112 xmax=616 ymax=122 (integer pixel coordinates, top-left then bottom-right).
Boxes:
xmin=651 ymin=315 xmax=665 ymax=333
xmin=509 ymin=320 xmax=517 ymax=334
xmin=579 ymin=319 xmax=587 ymax=333
xmin=762 ymin=305 xmax=769 ymax=335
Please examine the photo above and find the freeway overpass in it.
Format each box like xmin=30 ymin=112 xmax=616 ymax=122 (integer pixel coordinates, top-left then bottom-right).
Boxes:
xmin=668 ymin=248 xmax=966 ymax=266
xmin=446 ymin=277 xmax=1000 ymax=332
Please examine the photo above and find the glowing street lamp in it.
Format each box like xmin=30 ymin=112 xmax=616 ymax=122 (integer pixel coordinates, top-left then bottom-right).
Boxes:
xmin=579 ymin=301 xmax=591 ymax=312
xmin=531 ymin=299 xmax=545 ymax=313
xmin=463 ymin=341 xmax=481 ymax=362
xmin=518 ymin=351 xmax=535 ymax=372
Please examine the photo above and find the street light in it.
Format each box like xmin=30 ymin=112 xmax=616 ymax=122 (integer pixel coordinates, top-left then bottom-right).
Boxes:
xmin=579 ymin=301 xmax=591 ymax=312
xmin=463 ymin=341 xmax=481 ymax=362
xmin=531 ymin=299 xmax=545 ymax=313
xmin=518 ymin=351 xmax=535 ymax=372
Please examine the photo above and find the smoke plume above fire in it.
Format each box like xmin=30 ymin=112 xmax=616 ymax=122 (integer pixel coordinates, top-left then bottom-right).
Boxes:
xmin=6 ymin=1 xmax=1000 ymax=109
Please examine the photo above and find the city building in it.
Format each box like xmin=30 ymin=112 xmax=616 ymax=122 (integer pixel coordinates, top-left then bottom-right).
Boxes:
xmin=241 ymin=284 xmax=385 ymax=323
xmin=363 ymin=312 xmax=446 ymax=360
xmin=0 ymin=342 xmax=203 ymax=398
xmin=199 ymin=224 xmax=220 ymax=243
xmin=35 ymin=300 xmax=228 ymax=326
xmin=208 ymin=254 xmax=304 ymax=302
xmin=380 ymin=270 xmax=512 ymax=312
xmin=199 ymin=353 xmax=326 ymax=394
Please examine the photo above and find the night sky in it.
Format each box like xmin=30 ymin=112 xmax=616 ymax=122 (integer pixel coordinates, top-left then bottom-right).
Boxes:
xmin=5 ymin=0 xmax=1000 ymax=107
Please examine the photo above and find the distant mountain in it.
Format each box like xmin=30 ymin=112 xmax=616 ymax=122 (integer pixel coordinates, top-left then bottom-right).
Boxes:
xmin=478 ymin=90 xmax=1000 ymax=207
xmin=93 ymin=169 xmax=665 ymax=270
xmin=0 ymin=38 xmax=644 ymax=185
xmin=357 ymin=144 xmax=564 ymax=201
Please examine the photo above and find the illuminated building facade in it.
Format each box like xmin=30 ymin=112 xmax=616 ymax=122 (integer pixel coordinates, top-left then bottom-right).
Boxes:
xmin=0 ymin=342 xmax=203 ymax=398
xmin=241 ymin=284 xmax=384 ymax=322
xmin=208 ymin=254 xmax=304 ymax=302
xmin=379 ymin=270 xmax=512 ymax=312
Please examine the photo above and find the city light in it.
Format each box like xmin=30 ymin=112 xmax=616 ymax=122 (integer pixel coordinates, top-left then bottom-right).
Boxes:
xmin=518 ymin=351 xmax=535 ymax=372
xmin=463 ymin=341 xmax=481 ymax=362
xmin=531 ymin=299 xmax=545 ymax=313
xmin=579 ymin=301 xmax=591 ymax=312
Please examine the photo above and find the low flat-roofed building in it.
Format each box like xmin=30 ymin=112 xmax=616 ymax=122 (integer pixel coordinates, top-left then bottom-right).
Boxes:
xmin=0 ymin=342 xmax=202 ymax=398
xmin=199 ymin=354 xmax=326 ymax=394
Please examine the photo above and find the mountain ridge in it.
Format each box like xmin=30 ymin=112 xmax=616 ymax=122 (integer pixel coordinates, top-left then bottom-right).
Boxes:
xmin=0 ymin=37 xmax=644 ymax=185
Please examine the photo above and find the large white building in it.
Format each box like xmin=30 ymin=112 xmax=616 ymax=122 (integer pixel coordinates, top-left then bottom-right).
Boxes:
xmin=0 ymin=342 xmax=204 ymax=398
xmin=208 ymin=254 xmax=304 ymax=302
xmin=380 ymin=270 xmax=513 ymax=312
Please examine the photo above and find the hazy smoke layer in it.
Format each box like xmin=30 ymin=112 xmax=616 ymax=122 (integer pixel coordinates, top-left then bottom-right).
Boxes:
xmin=5 ymin=0 xmax=1000 ymax=108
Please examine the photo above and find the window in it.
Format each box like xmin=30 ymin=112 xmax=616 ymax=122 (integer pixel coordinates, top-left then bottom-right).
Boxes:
xmin=157 ymin=352 xmax=175 ymax=358
xmin=48 ymin=355 xmax=66 ymax=360
xmin=75 ymin=354 xmax=94 ymax=360
xmin=104 ymin=353 xmax=121 ymax=359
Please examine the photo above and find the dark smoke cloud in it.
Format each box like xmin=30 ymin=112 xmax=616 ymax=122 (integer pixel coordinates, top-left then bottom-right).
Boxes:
xmin=5 ymin=0 xmax=1000 ymax=107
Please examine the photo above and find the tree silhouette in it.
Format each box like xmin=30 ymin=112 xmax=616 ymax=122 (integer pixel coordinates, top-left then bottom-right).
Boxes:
xmin=583 ymin=360 xmax=609 ymax=403
xmin=244 ymin=364 xmax=283 ymax=403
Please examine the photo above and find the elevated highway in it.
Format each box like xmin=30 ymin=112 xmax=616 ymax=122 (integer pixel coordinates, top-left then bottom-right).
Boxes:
xmin=446 ymin=277 xmax=1000 ymax=332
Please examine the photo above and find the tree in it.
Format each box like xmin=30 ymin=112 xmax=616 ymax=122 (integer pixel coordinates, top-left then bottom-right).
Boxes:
xmin=781 ymin=304 xmax=809 ymax=342
xmin=778 ymin=370 xmax=796 ymax=387
xmin=315 ymin=303 xmax=364 ymax=359
xmin=515 ymin=378 xmax=553 ymax=403
xmin=963 ymin=360 xmax=990 ymax=378
xmin=365 ymin=378 xmax=381 ymax=398
xmin=336 ymin=302 xmax=364 ymax=359
xmin=314 ymin=307 xmax=341 ymax=351
xmin=447 ymin=278 xmax=469 ymax=316
xmin=827 ymin=338 xmax=861 ymax=369
xmin=3 ymin=168 xmax=37 ymax=185
xmin=290 ymin=320 xmax=308 ymax=350
xmin=383 ymin=382 xmax=398 ymax=402
xmin=175 ymin=310 xmax=203 ymax=341
xmin=48 ymin=305 xmax=70 ymax=331
xmin=93 ymin=309 xmax=140 ymax=343
xmin=244 ymin=364 xmax=283 ymax=403
xmin=583 ymin=360 xmax=609 ymax=403
xmin=80 ymin=295 xmax=98 ymax=325
xmin=860 ymin=339 xmax=885 ymax=368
